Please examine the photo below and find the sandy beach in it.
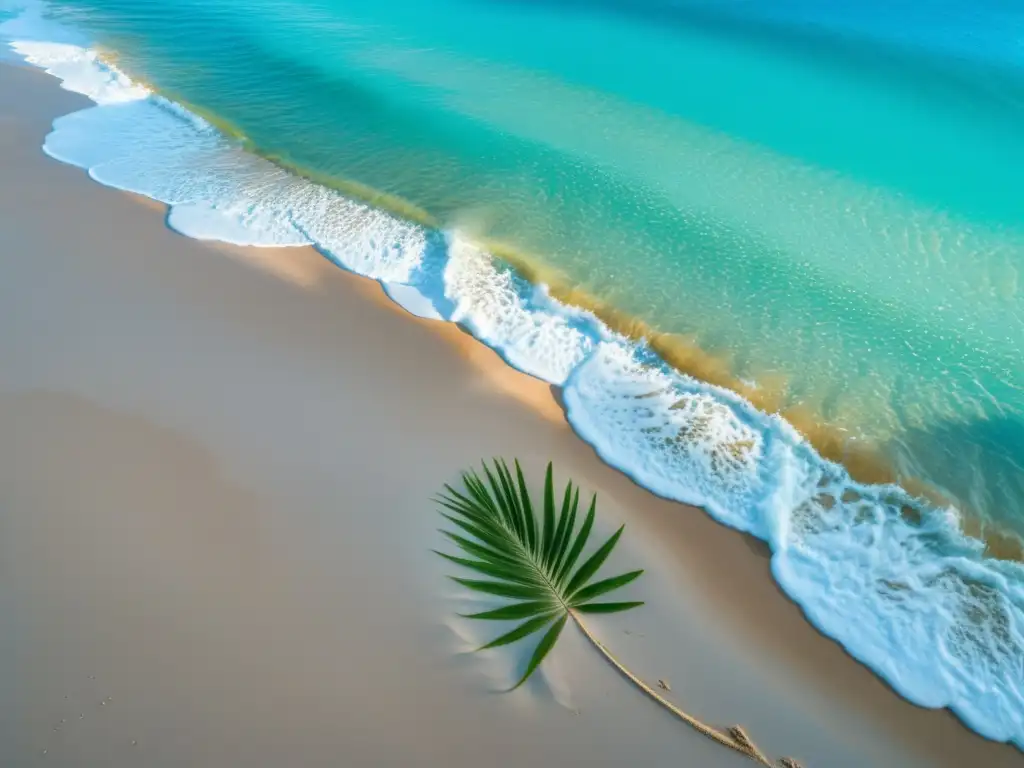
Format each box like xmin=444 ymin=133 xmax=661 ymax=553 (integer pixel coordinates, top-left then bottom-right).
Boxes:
xmin=1 ymin=61 xmax=1021 ymax=767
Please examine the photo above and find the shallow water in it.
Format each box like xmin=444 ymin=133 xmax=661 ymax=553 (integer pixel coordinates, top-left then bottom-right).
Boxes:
xmin=32 ymin=0 xmax=1024 ymax=534
xmin=3 ymin=0 xmax=1024 ymax=748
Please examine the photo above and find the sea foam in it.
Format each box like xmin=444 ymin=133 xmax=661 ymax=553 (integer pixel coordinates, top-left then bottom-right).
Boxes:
xmin=566 ymin=342 xmax=1024 ymax=741
xmin=3 ymin=2 xmax=1023 ymax=748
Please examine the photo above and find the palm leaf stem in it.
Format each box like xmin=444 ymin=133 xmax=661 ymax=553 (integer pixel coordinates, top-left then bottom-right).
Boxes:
xmin=570 ymin=607 xmax=802 ymax=768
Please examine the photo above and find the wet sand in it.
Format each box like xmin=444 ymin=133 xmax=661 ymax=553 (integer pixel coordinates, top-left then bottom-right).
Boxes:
xmin=1 ymin=61 xmax=1021 ymax=767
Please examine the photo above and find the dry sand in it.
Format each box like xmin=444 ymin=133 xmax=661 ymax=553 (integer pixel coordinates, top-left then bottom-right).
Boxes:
xmin=1 ymin=61 xmax=1021 ymax=767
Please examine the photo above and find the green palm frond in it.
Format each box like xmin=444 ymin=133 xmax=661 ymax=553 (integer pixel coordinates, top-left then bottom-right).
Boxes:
xmin=434 ymin=458 xmax=643 ymax=688
xmin=433 ymin=459 xmax=805 ymax=768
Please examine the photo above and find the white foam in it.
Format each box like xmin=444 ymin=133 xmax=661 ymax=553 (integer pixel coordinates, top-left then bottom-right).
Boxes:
xmin=5 ymin=2 xmax=1024 ymax=748
xmin=564 ymin=341 xmax=789 ymax=537
xmin=14 ymin=41 xmax=147 ymax=103
xmin=167 ymin=201 xmax=309 ymax=248
xmin=564 ymin=341 xmax=1024 ymax=746
xmin=774 ymin=477 xmax=1024 ymax=742
xmin=2 ymin=1 xmax=147 ymax=104
xmin=443 ymin=234 xmax=598 ymax=384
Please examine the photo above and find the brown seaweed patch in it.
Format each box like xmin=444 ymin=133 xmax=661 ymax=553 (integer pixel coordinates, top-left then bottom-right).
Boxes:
xmin=256 ymin=152 xmax=440 ymax=228
xmin=815 ymin=493 xmax=837 ymax=511
xmin=484 ymin=242 xmax=791 ymax=403
xmin=181 ymin=99 xmax=253 ymax=142
xmin=961 ymin=517 xmax=1024 ymax=561
xmin=780 ymin=405 xmax=896 ymax=486
xmin=900 ymin=504 xmax=923 ymax=526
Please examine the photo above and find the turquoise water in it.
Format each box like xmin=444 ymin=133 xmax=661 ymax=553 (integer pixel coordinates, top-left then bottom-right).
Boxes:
xmin=4 ymin=0 xmax=1024 ymax=746
xmin=39 ymin=0 xmax=1024 ymax=536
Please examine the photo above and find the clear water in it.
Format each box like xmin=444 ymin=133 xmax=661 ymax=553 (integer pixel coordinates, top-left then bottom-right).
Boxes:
xmin=35 ymin=0 xmax=1024 ymax=535
xmin=4 ymin=0 xmax=1024 ymax=747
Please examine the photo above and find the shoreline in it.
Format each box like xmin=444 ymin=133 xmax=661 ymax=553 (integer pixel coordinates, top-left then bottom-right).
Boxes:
xmin=9 ymin=0 xmax=1022 ymax=569
xmin=80 ymin=41 xmax=1024 ymax=563
xmin=2 ymin=59 xmax=1023 ymax=767
xmin=38 ymin=17 xmax=988 ymax=519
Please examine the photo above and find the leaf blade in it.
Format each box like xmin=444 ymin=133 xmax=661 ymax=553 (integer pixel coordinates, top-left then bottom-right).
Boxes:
xmin=479 ymin=613 xmax=559 ymax=650
xmin=549 ymin=483 xmax=577 ymax=576
xmin=565 ymin=525 xmax=625 ymax=597
xmin=482 ymin=461 xmax=519 ymax=539
xmin=541 ymin=462 xmax=555 ymax=564
xmin=450 ymin=576 xmax=548 ymax=600
xmin=569 ymin=569 xmax=643 ymax=605
xmin=514 ymin=459 xmax=537 ymax=555
xmin=573 ymin=601 xmax=644 ymax=614
xmin=433 ymin=551 xmax=546 ymax=587
xmin=439 ymin=512 xmax=515 ymax=556
xmin=556 ymin=493 xmax=597 ymax=585
xmin=441 ymin=530 xmax=522 ymax=569
xmin=511 ymin=613 xmax=568 ymax=689
xmin=461 ymin=600 xmax=558 ymax=621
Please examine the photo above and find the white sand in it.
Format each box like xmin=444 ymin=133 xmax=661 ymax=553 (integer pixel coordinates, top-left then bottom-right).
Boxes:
xmin=1 ymin=61 xmax=1021 ymax=767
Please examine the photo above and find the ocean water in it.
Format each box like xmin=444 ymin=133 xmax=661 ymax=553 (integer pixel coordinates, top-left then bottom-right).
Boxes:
xmin=3 ymin=0 xmax=1024 ymax=748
